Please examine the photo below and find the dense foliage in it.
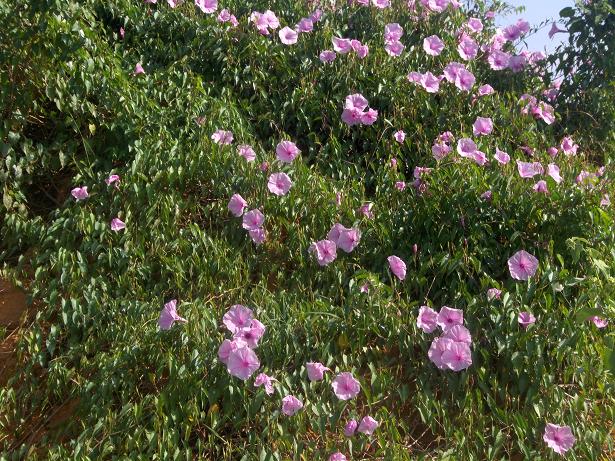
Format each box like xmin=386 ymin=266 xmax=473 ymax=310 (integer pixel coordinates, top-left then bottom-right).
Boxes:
xmin=1 ymin=0 xmax=613 ymax=459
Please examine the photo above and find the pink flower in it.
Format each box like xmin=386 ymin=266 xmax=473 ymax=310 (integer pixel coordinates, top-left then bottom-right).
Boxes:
xmin=477 ymin=84 xmax=495 ymax=96
xmin=600 ymin=194 xmax=611 ymax=207
xmin=417 ymin=305 xmax=438 ymax=333
xmin=395 ymin=181 xmax=406 ymax=191
xmin=384 ymin=23 xmax=404 ymax=42
xmin=441 ymin=341 xmax=472 ymax=371
xmin=589 ymin=316 xmax=608 ymax=328
xmin=548 ymin=147 xmax=559 ymax=157
xmin=517 ymin=161 xmax=544 ymax=178
xmin=548 ymin=22 xmax=567 ymax=39
xmin=248 ymin=228 xmax=266 ymax=246
xmin=320 ymin=50 xmax=337 ymax=62
xmin=357 ymin=416 xmax=379 ymax=435
xmin=442 ymin=324 xmax=472 ymax=344
xmin=332 ymin=37 xmax=352 ymax=54
xmin=360 ymin=108 xmax=378 ymax=125
xmin=254 ymin=373 xmax=275 ymax=394
xmin=242 ymin=209 xmax=264 ymax=230
xmin=428 ymin=337 xmax=453 ymax=369
xmin=331 ymin=372 xmax=360 ymax=400
xmin=533 ymin=180 xmax=548 ymax=194
xmin=407 ymin=71 xmax=422 ymax=84
xmin=267 ymin=172 xmax=293 ymax=196
xmin=455 ymin=68 xmax=475 ymax=92
xmin=508 ymin=55 xmax=527 ymax=72
xmin=276 ymin=140 xmax=301 ymax=163
xmin=385 ymin=41 xmax=404 ymax=57
xmin=358 ymin=202 xmax=374 ymax=219
xmin=281 ymin=395 xmax=303 ymax=416
xmin=423 ymin=35 xmax=444 ymax=56
xmin=394 ymin=130 xmax=406 ymax=143
xmin=237 ymin=144 xmax=256 ymax=162
xmin=457 ymin=35 xmax=479 ymax=60
xmin=279 ymin=26 xmax=298 ymax=45
xmin=387 ymin=255 xmax=406 ymax=281
xmin=119 ymin=27 xmax=125 ymax=38
xmin=228 ymin=194 xmax=248 ymax=217
xmin=329 ymin=452 xmax=347 ymax=461
xmin=309 ymin=240 xmax=337 ymax=266
xmin=518 ymin=311 xmax=536 ymax=327
xmin=110 ymin=218 xmax=126 ymax=231
xmin=421 ymin=72 xmax=440 ymax=93
xmin=218 ymin=339 xmax=241 ymax=365
xmin=227 ymin=346 xmax=260 ymax=380
xmin=216 ymin=8 xmax=231 ymax=23
xmin=543 ymin=424 xmax=576 ymax=455
xmin=262 ymin=10 xmax=279 ymax=29
xmin=71 ymin=186 xmax=89 ymax=201
xmin=508 ymin=250 xmax=539 ymax=280
xmin=457 ymin=138 xmax=477 ymax=159
xmin=466 ymin=18 xmax=483 ymax=33
xmin=473 ymin=117 xmax=493 ymax=136
xmin=223 ymin=304 xmax=254 ymax=333
xmin=437 ymin=306 xmax=463 ymax=330
xmin=494 ymin=148 xmax=510 ymax=165
xmin=328 ymin=224 xmax=361 ymax=253
xmin=296 ymin=18 xmax=313 ymax=33
xmin=488 ymin=50 xmax=510 ymax=70
xmin=195 ymin=0 xmax=217 ymax=14
xmin=432 ymin=142 xmax=451 ymax=160
xmin=344 ymin=419 xmax=358 ymax=436
xmin=134 ymin=63 xmax=145 ymax=75
xmin=260 ymin=161 xmax=269 ymax=172
xmin=211 ymin=129 xmax=233 ymax=145
xmin=560 ymin=136 xmax=578 ymax=156
xmin=233 ymin=319 xmax=266 ymax=348
xmin=105 ymin=174 xmax=120 ymax=187
xmin=306 ymin=362 xmax=330 ymax=381
xmin=487 ymin=288 xmax=502 ymax=300
xmin=158 ymin=299 xmax=187 ymax=330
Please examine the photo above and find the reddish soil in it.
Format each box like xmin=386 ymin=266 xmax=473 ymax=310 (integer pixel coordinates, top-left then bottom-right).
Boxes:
xmin=0 ymin=278 xmax=27 ymax=386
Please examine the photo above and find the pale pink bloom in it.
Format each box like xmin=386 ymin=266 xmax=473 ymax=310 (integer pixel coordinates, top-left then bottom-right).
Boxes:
xmin=337 ymin=227 xmax=362 ymax=253
xmin=119 ymin=27 xmax=125 ymax=38
xmin=110 ymin=218 xmax=126 ymax=231
xmin=437 ymin=306 xmax=463 ymax=330
xmin=432 ymin=141 xmax=451 ymax=160
xmin=547 ymin=164 xmax=562 ymax=184
xmin=344 ymin=419 xmax=358 ymax=436
xmin=477 ymin=84 xmax=495 ymax=96
xmin=390 ymin=158 xmax=397 ymax=168
xmin=488 ymin=50 xmax=511 ymax=70
xmin=105 ymin=174 xmax=120 ymax=186
xmin=242 ymin=209 xmax=264 ymax=230
xmin=457 ymin=138 xmax=477 ymax=159
xmin=217 ymin=8 xmax=231 ymax=22
xmin=281 ymin=395 xmax=303 ymax=416
xmin=417 ymin=306 xmax=438 ymax=333
xmin=466 ymin=18 xmax=483 ymax=33
xmin=548 ymin=22 xmax=567 ymax=39
xmin=508 ymin=55 xmax=526 ymax=72
xmin=423 ymin=35 xmax=444 ymax=56
xmin=442 ymin=324 xmax=472 ymax=344
xmin=195 ymin=0 xmax=217 ymax=14
xmin=458 ymin=35 xmax=479 ymax=60
xmin=481 ymin=190 xmax=492 ymax=201
xmin=357 ymin=416 xmax=379 ymax=435
xmin=310 ymin=240 xmax=337 ymax=266
xmin=494 ymin=148 xmax=510 ymax=164
xmin=223 ymin=304 xmax=253 ymax=333
xmin=589 ymin=316 xmax=608 ymax=328
xmin=533 ymin=180 xmax=548 ymax=194
xmin=260 ymin=161 xmax=269 ymax=172
xmin=332 ymin=37 xmax=353 ymax=54
xmin=508 ymin=250 xmax=539 ymax=280
xmin=167 ymin=0 xmax=182 ymax=7
xmin=532 ymin=102 xmax=556 ymax=125
xmin=443 ymin=62 xmax=466 ymax=82
xmin=237 ymin=144 xmax=256 ymax=162
xmin=543 ymin=424 xmax=576 ymax=455
xmin=158 ymin=299 xmax=187 ymax=330
xmin=387 ymin=255 xmax=406 ymax=280
xmin=425 ymin=0 xmax=449 ymax=13
xmin=227 ymin=346 xmax=260 ymax=380
xmin=455 ymin=68 xmax=475 ymax=92
xmin=600 ymin=194 xmax=611 ymax=207
xmin=233 ymin=319 xmax=266 ymax=349
xmin=228 ymin=194 xmax=247 ymax=217
xmin=211 ymin=129 xmax=233 ymax=145
xmin=439 ymin=130 xmax=454 ymax=142
xmin=320 ymin=50 xmax=337 ymax=62
xmin=276 ymin=140 xmax=301 ymax=163
xmin=254 ymin=373 xmax=275 ymax=395
xmin=485 ymin=11 xmax=495 ymax=20
xmin=71 ymin=186 xmax=89 ymax=201
xmin=296 ymin=18 xmax=313 ymax=33
xmin=428 ymin=337 xmax=453 ymax=369
xmin=385 ymin=41 xmax=404 ymax=56
xmin=407 ymin=71 xmax=422 ymax=84
xmin=372 ymin=0 xmax=390 ymax=8
xmin=518 ymin=311 xmax=536 ymax=327
xmin=394 ymin=130 xmax=406 ymax=143
xmin=267 ymin=172 xmax=293 ymax=196
xmin=360 ymin=108 xmax=378 ymax=125
xmin=279 ymin=26 xmax=298 ymax=45
xmin=384 ymin=23 xmax=404 ymax=42
xmin=441 ymin=341 xmax=472 ymax=371
xmin=487 ymin=288 xmax=502 ymax=300
xmin=345 ymin=94 xmax=369 ymax=112
xmin=335 ymin=192 xmax=342 ymax=206
xmin=262 ymin=10 xmax=279 ymax=29
xmin=306 ymin=362 xmax=330 ymax=381
xmin=395 ymin=181 xmax=406 ymax=191
xmin=248 ymin=228 xmax=266 ymax=246
xmin=358 ymin=202 xmax=374 ymax=219
xmin=560 ymin=136 xmax=578 ymax=156
xmin=576 ymin=170 xmax=596 ymax=186
xmin=548 ymin=147 xmax=559 ymax=157
xmin=359 ymin=282 xmax=370 ymax=293
xmin=421 ymin=72 xmax=440 ymax=93
xmin=517 ymin=161 xmax=544 ymax=178
xmin=341 ymin=108 xmax=363 ymax=126
xmin=134 ymin=63 xmax=145 ymax=75
xmin=218 ymin=339 xmax=241 ymax=365
xmin=310 ymin=9 xmax=323 ymax=22
xmin=473 ymin=117 xmax=493 ymax=136
xmin=329 ymin=452 xmax=347 ymax=461
xmin=414 ymin=166 xmax=432 ymax=179
xmin=331 ymin=372 xmax=360 ymax=400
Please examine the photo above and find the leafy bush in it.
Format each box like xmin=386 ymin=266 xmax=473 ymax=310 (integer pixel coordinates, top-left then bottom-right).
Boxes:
xmin=0 ymin=0 xmax=613 ymax=459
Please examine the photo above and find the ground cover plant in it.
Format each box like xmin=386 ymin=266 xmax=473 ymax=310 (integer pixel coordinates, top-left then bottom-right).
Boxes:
xmin=0 ymin=0 xmax=614 ymax=459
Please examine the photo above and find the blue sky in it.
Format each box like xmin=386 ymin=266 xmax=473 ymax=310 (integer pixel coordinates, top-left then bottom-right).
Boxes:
xmin=496 ymin=0 xmax=574 ymax=54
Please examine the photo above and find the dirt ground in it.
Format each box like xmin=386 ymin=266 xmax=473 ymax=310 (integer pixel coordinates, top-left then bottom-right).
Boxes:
xmin=0 ymin=278 xmax=27 ymax=386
